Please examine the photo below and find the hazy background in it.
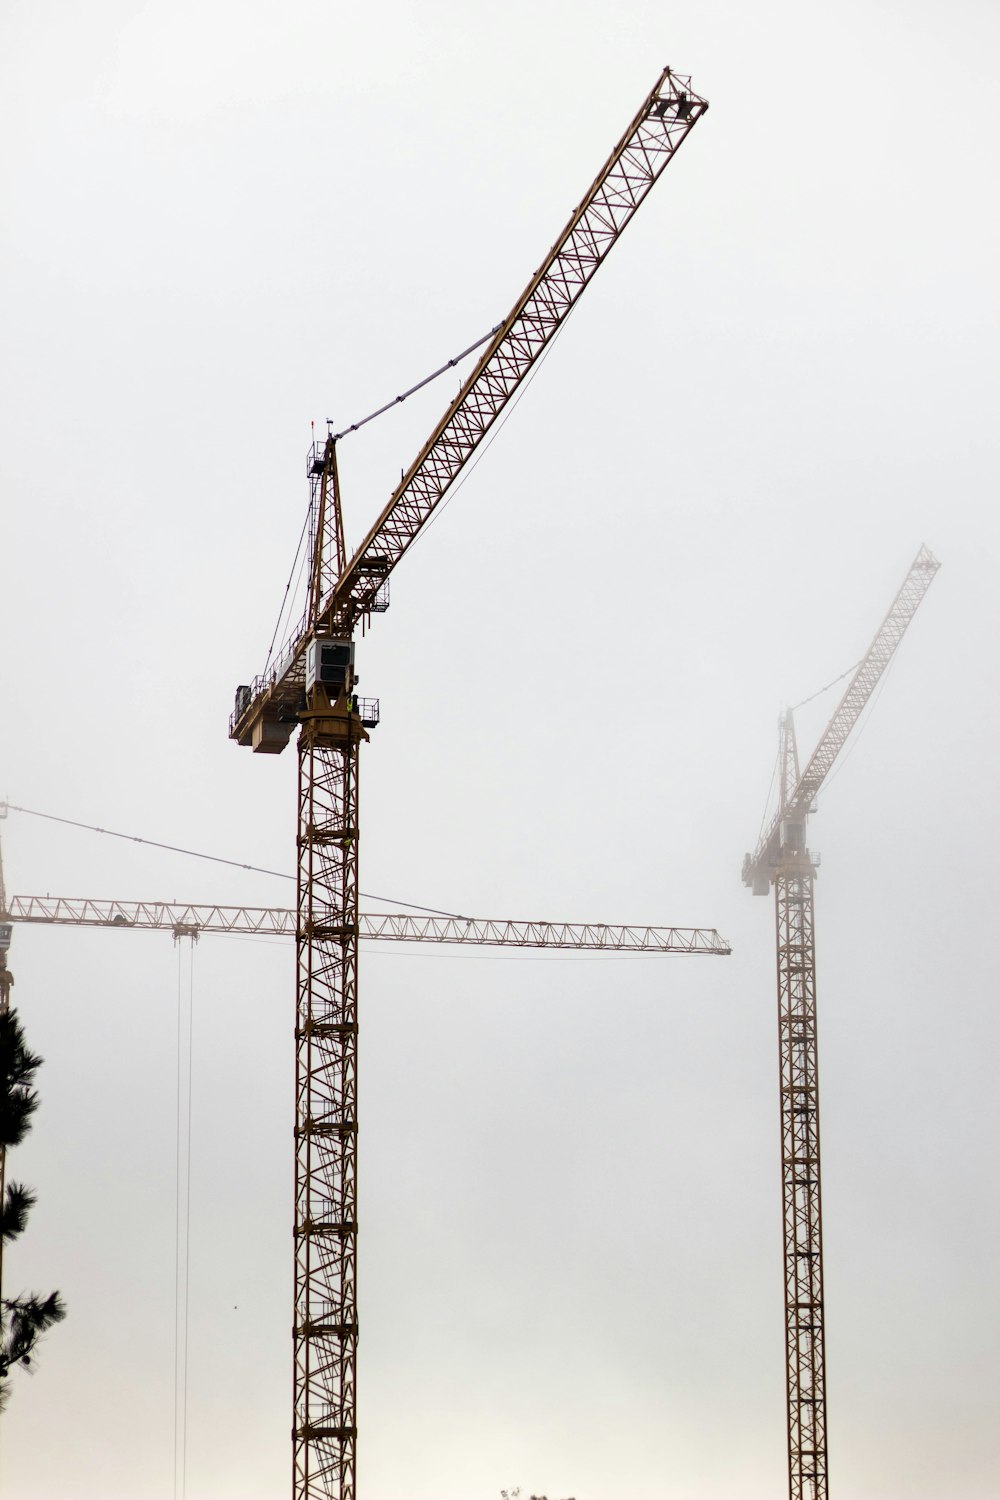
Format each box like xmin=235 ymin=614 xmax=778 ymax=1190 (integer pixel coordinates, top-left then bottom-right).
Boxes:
xmin=1 ymin=1 xmax=998 ymax=1497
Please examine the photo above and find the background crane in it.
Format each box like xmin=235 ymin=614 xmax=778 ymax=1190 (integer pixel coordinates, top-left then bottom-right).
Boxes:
xmin=229 ymin=66 xmax=707 ymax=1500
xmin=742 ymin=545 xmax=940 ymax=1500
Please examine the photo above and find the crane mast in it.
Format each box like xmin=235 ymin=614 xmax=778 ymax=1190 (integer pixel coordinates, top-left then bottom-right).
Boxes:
xmin=743 ymin=545 xmax=939 ymax=1500
xmin=228 ymin=67 xmax=708 ymax=1500
xmin=773 ymin=707 xmax=828 ymax=1500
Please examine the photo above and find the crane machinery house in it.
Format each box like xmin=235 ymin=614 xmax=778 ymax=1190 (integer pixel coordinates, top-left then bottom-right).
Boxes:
xmin=306 ymin=639 xmax=354 ymax=696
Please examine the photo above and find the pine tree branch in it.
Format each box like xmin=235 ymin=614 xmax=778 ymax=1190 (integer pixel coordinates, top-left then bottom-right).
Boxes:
xmin=0 ymin=1181 xmax=36 ymax=1243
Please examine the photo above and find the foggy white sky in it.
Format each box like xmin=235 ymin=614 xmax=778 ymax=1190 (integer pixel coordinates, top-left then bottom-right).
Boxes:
xmin=1 ymin=2 xmax=998 ymax=1497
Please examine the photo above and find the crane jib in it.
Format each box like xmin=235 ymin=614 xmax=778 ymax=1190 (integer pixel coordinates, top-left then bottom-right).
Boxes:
xmin=231 ymin=68 xmax=708 ymax=750
xmin=4 ymin=896 xmax=731 ymax=954
xmin=326 ymin=73 xmax=707 ymax=624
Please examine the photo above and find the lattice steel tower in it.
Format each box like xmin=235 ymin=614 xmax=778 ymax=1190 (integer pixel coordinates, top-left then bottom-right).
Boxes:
xmin=743 ymin=545 xmax=940 ymax=1500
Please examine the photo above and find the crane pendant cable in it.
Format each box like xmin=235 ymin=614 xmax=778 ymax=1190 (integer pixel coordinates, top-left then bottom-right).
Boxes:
xmin=329 ymin=324 xmax=504 ymax=442
xmin=1 ymin=802 xmax=467 ymax=918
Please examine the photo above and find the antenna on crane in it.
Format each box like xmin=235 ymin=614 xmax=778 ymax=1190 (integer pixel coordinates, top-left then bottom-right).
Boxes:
xmin=743 ymin=545 xmax=940 ymax=1500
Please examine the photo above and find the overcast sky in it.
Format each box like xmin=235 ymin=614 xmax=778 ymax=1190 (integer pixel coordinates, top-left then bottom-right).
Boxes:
xmin=1 ymin=2 xmax=998 ymax=1498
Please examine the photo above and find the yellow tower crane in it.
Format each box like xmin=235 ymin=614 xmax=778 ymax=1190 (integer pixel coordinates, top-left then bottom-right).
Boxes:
xmin=742 ymin=545 xmax=940 ymax=1500
xmin=228 ymin=69 xmax=709 ymax=1500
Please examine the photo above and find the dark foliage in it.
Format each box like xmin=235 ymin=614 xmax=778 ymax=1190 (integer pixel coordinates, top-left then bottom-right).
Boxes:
xmin=1 ymin=1293 xmax=67 ymax=1375
xmin=0 ymin=1182 xmax=36 ymax=1242
xmin=0 ymin=1005 xmax=64 ymax=1405
xmin=0 ymin=1010 xmax=43 ymax=1148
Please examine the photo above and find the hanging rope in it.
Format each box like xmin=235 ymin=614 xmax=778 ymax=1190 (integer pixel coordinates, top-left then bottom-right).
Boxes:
xmin=791 ymin=658 xmax=861 ymax=712
xmin=755 ymin=740 xmax=781 ymax=847
xmin=263 ymin=507 xmax=312 ymax=677
xmin=173 ymin=946 xmax=182 ymax=1500
xmin=173 ymin=936 xmax=195 ymax=1500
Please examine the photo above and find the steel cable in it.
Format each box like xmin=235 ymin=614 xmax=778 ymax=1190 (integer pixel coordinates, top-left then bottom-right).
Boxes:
xmin=2 ymin=802 xmax=467 ymax=918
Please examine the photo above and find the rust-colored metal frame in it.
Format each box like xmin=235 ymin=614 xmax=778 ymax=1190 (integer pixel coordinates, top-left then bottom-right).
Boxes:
xmin=230 ymin=69 xmax=708 ymax=740
xmin=225 ymin=64 xmax=712 ymax=1500
xmin=775 ymin=867 xmax=827 ymax=1500
xmin=294 ymin=719 xmax=363 ymax=1500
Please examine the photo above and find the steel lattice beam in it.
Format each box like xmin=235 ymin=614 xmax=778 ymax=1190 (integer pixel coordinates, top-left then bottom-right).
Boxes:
xmin=776 ymin=869 xmax=827 ymax=1500
xmin=230 ymin=69 xmax=708 ymax=739
xmin=745 ymin=547 xmax=940 ymax=888
xmin=294 ymin=721 xmax=362 ymax=1500
xmin=745 ymin=547 xmax=940 ymax=1500
xmin=3 ymin=895 xmax=730 ymax=954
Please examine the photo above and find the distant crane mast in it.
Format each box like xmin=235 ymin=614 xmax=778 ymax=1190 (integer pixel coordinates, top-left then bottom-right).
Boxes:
xmin=229 ymin=68 xmax=708 ymax=1500
xmin=742 ymin=545 xmax=940 ymax=1500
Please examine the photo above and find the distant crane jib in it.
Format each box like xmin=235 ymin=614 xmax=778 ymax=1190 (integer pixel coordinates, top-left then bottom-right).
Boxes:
xmin=745 ymin=544 xmax=940 ymax=883
xmin=790 ymin=545 xmax=939 ymax=813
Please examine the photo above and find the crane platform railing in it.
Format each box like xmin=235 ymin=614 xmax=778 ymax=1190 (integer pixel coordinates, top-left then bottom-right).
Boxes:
xmin=229 ymin=687 xmax=380 ymax=739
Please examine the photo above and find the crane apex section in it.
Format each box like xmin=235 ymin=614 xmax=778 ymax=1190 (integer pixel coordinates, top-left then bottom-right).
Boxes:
xmin=229 ymin=66 xmax=707 ymax=763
